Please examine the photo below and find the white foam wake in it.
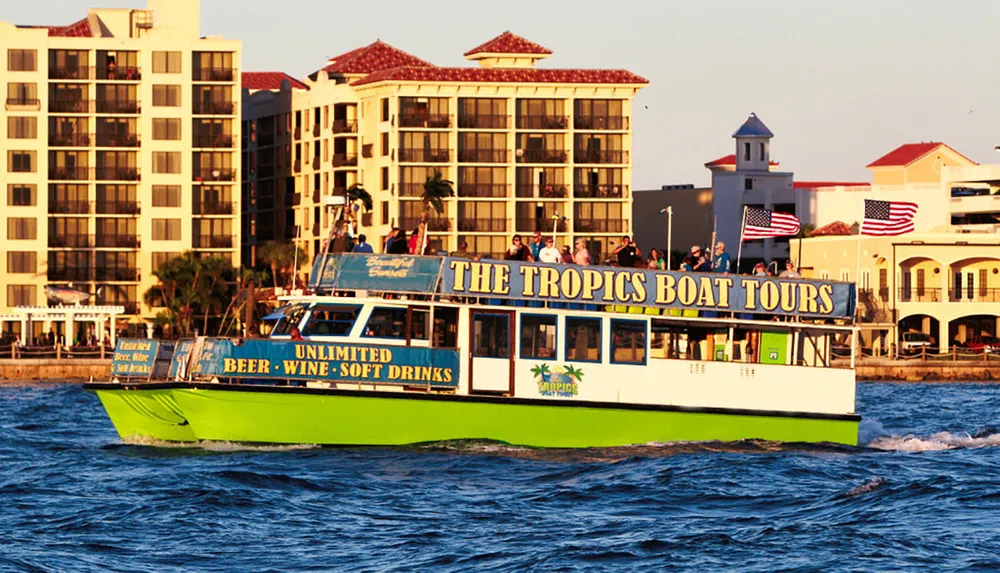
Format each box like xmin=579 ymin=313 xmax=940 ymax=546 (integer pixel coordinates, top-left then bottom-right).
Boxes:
xmin=868 ymin=431 xmax=1000 ymax=452
xmin=120 ymin=435 xmax=319 ymax=452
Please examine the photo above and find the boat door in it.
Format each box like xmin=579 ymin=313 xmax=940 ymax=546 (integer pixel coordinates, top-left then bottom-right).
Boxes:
xmin=469 ymin=310 xmax=514 ymax=395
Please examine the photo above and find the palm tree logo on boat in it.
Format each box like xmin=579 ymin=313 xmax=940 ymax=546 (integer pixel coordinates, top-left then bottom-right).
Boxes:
xmin=531 ymin=364 xmax=583 ymax=397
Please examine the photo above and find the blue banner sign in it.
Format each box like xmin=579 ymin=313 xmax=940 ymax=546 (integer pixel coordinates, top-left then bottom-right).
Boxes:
xmin=186 ymin=338 xmax=459 ymax=387
xmin=168 ymin=339 xmax=194 ymax=379
xmin=312 ymin=254 xmax=443 ymax=293
xmin=442 ymin=259 xmax=855 ymax=318
xmin=112 ymin=338 xmax=159 ymax=377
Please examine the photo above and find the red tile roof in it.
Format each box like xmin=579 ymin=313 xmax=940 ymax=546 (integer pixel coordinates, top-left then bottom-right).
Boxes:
xmin=242 ymin=72 xmax=308 ymax=91
xmin=321 ymin=41 xmax=433 ymax=75
xmin=19 ymin=17 xmax=94 ymax=37
xmin=353 ymin=66 xmax=648 ymax=87
xmin=865 ymin=142 xmax=978 ymax=168
xmin=810 ymin=221 xmax=853 ymax=236
xmin=704 ymin=154 xmax=779 ymax=167
xmin=793 ymin=181 xmax=870 ymax=189
xmin=464 ymin=32 xmax=552 ymax=56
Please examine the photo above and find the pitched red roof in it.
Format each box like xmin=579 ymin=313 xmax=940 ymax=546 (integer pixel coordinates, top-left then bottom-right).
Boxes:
xmin=810 ymin=221 xmax=853 ymax=236
xmin=321 ymin=41 xmax=433 ymax=75
xmin=353 ymin=66 xmax=648 ymax=87
xmin=704 ymin=154 xmax=779 ymax=167
xmin=464 ymin=32 xmax=552 ymax=56
xmin=242 ymin=72 xmax=308 ymax=91
xmin=20 ymin=17 xmax=94 ymax=37
xmin=793 ymin=181 xmax=869 ymax=189
xmin=865 ymin=142 xmax=978 ymax=168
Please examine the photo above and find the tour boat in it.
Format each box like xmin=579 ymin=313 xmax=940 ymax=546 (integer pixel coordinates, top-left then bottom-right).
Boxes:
xmin=85 ymin=254 xmax=862 ymax=447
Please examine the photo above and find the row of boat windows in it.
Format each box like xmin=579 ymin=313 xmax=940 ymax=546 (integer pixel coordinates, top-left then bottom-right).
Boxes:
xmin=475 ymin=314 xmax=646 ymax=365
xmin=273 ymin=304 xmax=457 ymax=347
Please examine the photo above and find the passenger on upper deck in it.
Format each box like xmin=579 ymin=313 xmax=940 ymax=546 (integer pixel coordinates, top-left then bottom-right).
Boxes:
xmin=529 ymin=231 xmax=544 ymax=261
xmin=573 ymin=239 xmax=591 ymax=266
xmin=451 ymin=241 xmax=473 ymax=259
xmin=352 ymin=234 xmax=374 ymax=253
xmin=387 ymin=230 xmax=409 ymax=254
xmin=538 ymin=237 xmax=562 ymax=263
xmin=613 ymin=236 xmax=638 ymax=268
xmin=779 ymin=260 xmax=801 ymax=278
xmin=712 ymin=242 xmax=731 ymax=275
xmin=505 ymin=234 xmax=534 ymax=262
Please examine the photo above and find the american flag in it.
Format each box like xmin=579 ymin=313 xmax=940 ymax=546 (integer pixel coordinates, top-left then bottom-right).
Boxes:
xmin=861 ymin=199 xmax=918 ymax=236
xmin=742 ymin=206 xmax=801 ymax=240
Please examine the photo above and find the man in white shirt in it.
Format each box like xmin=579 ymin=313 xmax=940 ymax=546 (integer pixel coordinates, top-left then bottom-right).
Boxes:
xmin=538 ymin=237 xmax=562 ymax=263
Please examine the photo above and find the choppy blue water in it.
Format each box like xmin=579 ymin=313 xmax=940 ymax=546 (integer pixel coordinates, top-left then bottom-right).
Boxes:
xmin=0 ymin=383 xmax=998 ymax=572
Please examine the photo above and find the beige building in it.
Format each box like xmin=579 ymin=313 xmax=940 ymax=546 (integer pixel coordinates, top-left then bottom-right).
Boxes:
xmin=242 ymin=32 xmax=647 ymax=270
xmin=0 ymin=0 xmax=241 ymax=338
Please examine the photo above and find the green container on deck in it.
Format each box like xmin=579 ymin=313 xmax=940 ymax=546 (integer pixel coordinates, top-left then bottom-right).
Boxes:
xmin=759 ymin=331 xmax=788 ymax=364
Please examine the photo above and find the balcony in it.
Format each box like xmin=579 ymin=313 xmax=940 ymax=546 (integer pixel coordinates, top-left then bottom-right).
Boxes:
xmin=399 ymin=149 xmax=451 ymax=163
xmin=49 ymin=234 xmax=94 ymax=248
xmin=400 ymin=183 xmax=425 ymax=198
xmin=193 ymin=236 xmax=234 ymax=248
xmin=98 ymin=67 xmax=141 ymax=81
xmin=516 ymin=218 xmax=568 ymax=233
xmin=96 ymin=201 xmax=140 ymax=215
xmin=516 ymin=184 xmax=569 ymax=199
xmin=517 ymin=115 xmax=569 ymax=130
xmin=95 ymin=134 xmax=140 ymax=148
xmin=311 ymin=157 xmax=321 ymax=169
xmin=399 ymin=113 xmax=451 ymax=129
xmin=49 ymin=133 xmax=92 ymax=147
xmin=193 ymin=169 xmax=236 ymax=182
xmin=458 ymin=149 xmax=508 ymax=163
xmin=195 ymin=202 xmax=234 ymax=215
xmin=48 ymin=268 xmax=93 ymax=282
xmin=48 ymin=200 xmax=92 ymax=215
xmin=49 ymin=99 xmax=93 ymax=113
xmin=193 ymin=68 xmax=236 ymax=82
xmin=95 ymin=268 xmax=139 ymax=281
xmin=332 ymin=119 xmax=358 ymax=134
xmin=458 ymin=183 xmax=508 ymax=198
xmin=458 ymin=114 xmax=508 ymax=129
xmin=574 ymin=149 xmax=629 ymax=164
xmin=458 ymin=218 xmax=507 ymax=233
xmin=49 ymin=167 xmax=92 ymax=181
xmin=95 ymin=167 xmax=140 ymax=181
xmin=96 ymin=100 xmax=141 ymax=114
xmin=516 ymin=149 xmax=567 ymax=164
xmin=332 ymin=153 xmax=359 ymax=167
xmin=194 ymin=135 xmax=234 ymax=148
xmin=574 ymin=184 xmax=629 ymax=199
xmin=194 ymin=100 xmax=235 ymax=115
xmin=897 ymin=288 xmax=944 ymax=303
xmin=49 ymin=66 xmax=93 ymax=80
xmin=574 ymin=219 xmax=626 ymax=233
xmin=948 ymin=288 xmax=1000 ymax=303
xmin=574 ymin=116 xmax=630 ymax=130
xmin=96 ymin=234 xmax=140 ymax=248
xmin=5 ymin=97 xmax=40 ymax=111
xmin=399 ymin=218 xmax=452 ymax=232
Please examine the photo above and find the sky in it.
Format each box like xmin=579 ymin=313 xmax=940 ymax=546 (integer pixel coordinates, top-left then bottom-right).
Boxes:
xmin=8 ymin=0 xmax=1000 ymax=189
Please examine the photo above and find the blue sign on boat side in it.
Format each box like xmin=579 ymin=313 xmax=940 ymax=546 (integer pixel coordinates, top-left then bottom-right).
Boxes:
xmin=168 ymin=339 xmax=194 ymax=379
xmin=442 ymin=259 xmax=856 ymax=318
xmin=112 ymin=338 xmax=159 ymax=377
xmin=311 ymin=254 xmax=443 ymax=293
xmin=186 ymin=338 xmax=459 ymax=387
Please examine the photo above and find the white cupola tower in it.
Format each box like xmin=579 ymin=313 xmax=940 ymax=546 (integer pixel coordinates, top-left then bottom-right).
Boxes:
xmin=733 ymin=112 xmax=773 ymax=172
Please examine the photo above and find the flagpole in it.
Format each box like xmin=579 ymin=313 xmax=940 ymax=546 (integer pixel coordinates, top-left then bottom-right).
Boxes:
xmin=736 ymin=205 xmax=748 ymax=274
xmin=854 ymin=202 xmax=864 ymax=324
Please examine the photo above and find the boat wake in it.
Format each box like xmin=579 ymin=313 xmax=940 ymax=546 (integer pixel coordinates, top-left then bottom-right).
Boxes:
xmin=117 ymin=435 xmax=321 ymax=453
xmin=867 ymin=431 xmax=1000 ymax=452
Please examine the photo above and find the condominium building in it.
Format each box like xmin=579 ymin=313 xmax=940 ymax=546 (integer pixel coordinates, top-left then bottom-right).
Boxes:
xmin=0 ymin=0 xmax=240 ymax=334
xmin=242 ymin=32 xmax=647 ymax=271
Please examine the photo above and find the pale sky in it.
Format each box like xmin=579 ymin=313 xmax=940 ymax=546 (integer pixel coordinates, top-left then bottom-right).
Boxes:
xmin=8 ymin=0 xmax=1000 ymax=189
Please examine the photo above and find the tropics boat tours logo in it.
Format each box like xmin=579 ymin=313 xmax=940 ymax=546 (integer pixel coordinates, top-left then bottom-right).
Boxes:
xmin=531 ymin=364 xmax=584 ymax=397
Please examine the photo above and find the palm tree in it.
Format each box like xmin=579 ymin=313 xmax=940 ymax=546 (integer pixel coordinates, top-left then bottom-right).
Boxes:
xmin=198 ymin=255 xmax=233 ymax=335
xmin=218 ymin=267 xmax=269 ymax=336
xmin=417 ymin=170 xmax=454 ymax=254
xmin=328 ymin=183 xmax=373 ymax=253
xmin=257 ymin=242 xmax=304 ymax=288
xmin=142 ymin=251 xmax=204 ymax=337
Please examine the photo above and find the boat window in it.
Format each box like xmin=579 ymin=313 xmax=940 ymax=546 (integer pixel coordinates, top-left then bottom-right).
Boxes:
xmin=271 ymin=304 xmax=307 ymax=336
xmin=363 ymin=307 xmax=406 ymax=339
xmin=650 ymin=319 xmax=686 ymax=360
xmin=473 ymin=313 xmax=509 ymax=358
xmin=411 ymin=308 xmax=431 ymax=340
xmin=301 ymin=305 xmax=360 ymax=336
xmin=611 ymin=319 xmax=646 ymax=365
xmin=520 ymin=314 xmax=557 ymax=360
xmin=566 ymin=317 xmax=601 ymax=363
xmin=433 ymin=307 xmax=459 ymax=348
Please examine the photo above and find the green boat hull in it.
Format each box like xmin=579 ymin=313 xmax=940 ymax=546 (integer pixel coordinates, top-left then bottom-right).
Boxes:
xmin=88 ymin=384 xmax=859 ymax=447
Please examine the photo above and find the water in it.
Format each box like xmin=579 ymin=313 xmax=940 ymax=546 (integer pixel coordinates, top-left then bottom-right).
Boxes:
xmin=1 ymin=382 xmax=998 ymax=572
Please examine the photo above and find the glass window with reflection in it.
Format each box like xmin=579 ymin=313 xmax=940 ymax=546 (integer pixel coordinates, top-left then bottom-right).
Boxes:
xmin=611 ymin=320 xmax=646 ymax=365
xmin=302 ymin=305 xmax=360 ymax=336
xmin=566 ymin=317 xmax=601 ymax=363
xmin=410 ymin=308 xmax=431 ymax=341
xmin=363 ymin=307 xmax=407 ymax=339
xmin=272 ymin=304 xmax=307 ymax=336
xmin=521 ymin=314 xmax=557 ymax=360
xmin=473 ymin=314 xmax=509 ymax=358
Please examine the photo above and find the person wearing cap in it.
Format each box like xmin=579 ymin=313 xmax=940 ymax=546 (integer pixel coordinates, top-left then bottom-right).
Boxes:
xmin=690 ymin=245 xmax=711 ymax=272
xmin=538 ymin=237 xmax=562 ymax=263
xmin=712 ymin=241 xmax=731 ymax=274
xmin=753 ymin=262 xmax=768 ymax=277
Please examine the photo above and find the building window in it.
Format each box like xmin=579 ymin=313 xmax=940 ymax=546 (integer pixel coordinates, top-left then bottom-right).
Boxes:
xmin=7 ymin=251 xmax=36 ymax=274
xmin=840 ymin=270 xmax=850 ymax=282
xmin=152 ymin=118 xmax=181 ymax=140
xmin=7 ymin=82 xmax=38 ymax=105
xmin=8 ymin=151 xmax=36 ymax=173
xmin=7 ymin=285 xmax=36 ymax=307
xmin=381 ymin=167 xmax=389 ymax=190
xmin=7 ymin=184 xmax=36 ymax=206
xmin=744 ymin=142 xmax=751 ymax=161
xmin=152 ymin=185 xmax=181 ymax=207
xmin=152 ymin=85 xmax=181 ymax=107
xmin=744 ymin=177 xmax=753 ymax=191
xmin=566 ymin=317 xmax=601 ymax=363
xmin=152 ymin=152 xmax=181 ymax=174
xmin=7 ymin=117 xmax=37 ymax=139
xmin=152 ymin=51 xmax=182 ymax=73
xmin=521 ymin=314 xmax=557 ymax=360
xmin=760 ymin=142 xmax=766 ymax=163
xmin=152 ymin=219 xmax=181 ymax=241
xmin=152 ymin=252 xmax=181 ymax=270
xmin=7 ymin=217 xmax=37 ymax=240
xmin=381 ymin=202 xmax=389 ymax=225
xmin=7 ymin=49 xmax=37 ymax=71
xmin=381 ymin=132 xmax=389 ymax=156
xmin=381 ymin=98 xmax=390 ymax=122
xmin=611 ymin=319 xmax=646 ymax=365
